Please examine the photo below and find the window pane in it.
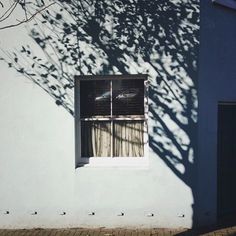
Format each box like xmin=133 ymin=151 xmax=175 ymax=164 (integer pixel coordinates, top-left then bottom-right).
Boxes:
xmin=113 ymin=121 xmax=144 ymax=157
xmin=80 ymin=80 xmax=110 ymax=117
xmin=81 ymin=121 xmax=111 ymax=157
xmin=112 ymin=79 xmax=144 ymax=115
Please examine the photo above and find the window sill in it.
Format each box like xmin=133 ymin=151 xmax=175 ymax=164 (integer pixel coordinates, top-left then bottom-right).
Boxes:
xmin=76 ymin=157 xmax=149 ymax=168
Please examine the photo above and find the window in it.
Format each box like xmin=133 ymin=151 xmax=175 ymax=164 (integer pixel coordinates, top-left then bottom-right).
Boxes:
xmin=75 ymin=75 xmax=148 ymax=167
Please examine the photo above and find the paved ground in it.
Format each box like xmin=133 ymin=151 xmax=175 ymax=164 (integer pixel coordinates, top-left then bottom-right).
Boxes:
xmin=0 ymin=226 xmax=236 ymax=236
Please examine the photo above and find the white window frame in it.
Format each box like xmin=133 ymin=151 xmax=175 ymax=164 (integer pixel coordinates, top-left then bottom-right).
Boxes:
xmin=75 ymin=75 xmax=149 ymax=168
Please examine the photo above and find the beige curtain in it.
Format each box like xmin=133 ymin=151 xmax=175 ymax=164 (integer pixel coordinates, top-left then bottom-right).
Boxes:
xmin=113 ymin=121 xmax=144 ymax=157
xmin=82 ymin=121 xmax=144 ymax=157
xmin=81 ymin=121 xmax=111 ymax=157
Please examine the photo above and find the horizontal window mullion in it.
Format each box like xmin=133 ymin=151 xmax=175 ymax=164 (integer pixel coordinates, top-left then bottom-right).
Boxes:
xmin=80 ymin=117 xmax=112 ymax=121
xmin=111 ymin=117 xmax=146 ymax=121
xmin=80 ymin=117 xmax=146 ymax=121
xmin=76 ymin=74 xmax=147 ymax=81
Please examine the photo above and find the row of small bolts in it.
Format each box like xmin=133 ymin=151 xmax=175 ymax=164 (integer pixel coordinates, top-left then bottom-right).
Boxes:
xmin=3 ymin=211 xmax=150 ymax=217
xmin=88 ymin=212 xmax=156 ymax=217
xmin=88 ymin=213 xmax=185 ymax=218
xmin=3 ymin=211 xmax=185 ymax=218
xmin=3 ymin=211 xmax=66 ymax=215
xmin=87 ymin=212 xmax=155 ymax=217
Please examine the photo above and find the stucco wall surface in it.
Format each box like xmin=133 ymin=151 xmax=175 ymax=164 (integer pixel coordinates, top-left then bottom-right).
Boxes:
xmin=0 ymin=60 xmax=193 ymax=229
xmin=0 ymin=0 xmax=199 ymax=229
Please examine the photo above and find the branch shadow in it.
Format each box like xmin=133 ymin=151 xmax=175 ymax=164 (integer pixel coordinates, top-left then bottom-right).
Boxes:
xmin=1 ymin=0 xmax=200 ymax=229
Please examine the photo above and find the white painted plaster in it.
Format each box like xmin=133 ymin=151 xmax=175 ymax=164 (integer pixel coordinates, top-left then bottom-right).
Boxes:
xmin=0 ymin=60 xmax=193 ymax=229
xmin=0 ymin=3 xmax=196 ymax=229
xmin=0 ymin=69 xmax=193 ymax=228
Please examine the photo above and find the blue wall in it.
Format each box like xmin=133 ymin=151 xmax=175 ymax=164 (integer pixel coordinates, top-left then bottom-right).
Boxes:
xmin=198 ymin=0 xmax=236 ymax=225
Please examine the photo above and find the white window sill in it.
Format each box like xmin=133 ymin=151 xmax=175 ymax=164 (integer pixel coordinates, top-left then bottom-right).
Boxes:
xmin=77 ymin=157 xmax=149 ymax=169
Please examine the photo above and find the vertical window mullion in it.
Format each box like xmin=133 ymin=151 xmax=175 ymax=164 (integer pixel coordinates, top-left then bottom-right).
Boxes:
xmin=77 ymin=80 xmax=82 ymax=159
xmin=110 ymin=80 xmax=113 ymax=158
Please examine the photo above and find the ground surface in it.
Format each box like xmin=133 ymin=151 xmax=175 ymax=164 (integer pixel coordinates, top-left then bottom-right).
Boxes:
xmin=0 ymin=227 xmax=236 ymax=236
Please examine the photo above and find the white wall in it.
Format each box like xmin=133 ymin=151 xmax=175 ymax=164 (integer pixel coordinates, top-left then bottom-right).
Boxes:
xmin=0 ymin=60 xmax=75 ymax=227
xmin=0 ymin=6 xmax=195 ymax=229
xmin=0 ymin=69 xmax=193 ymax=228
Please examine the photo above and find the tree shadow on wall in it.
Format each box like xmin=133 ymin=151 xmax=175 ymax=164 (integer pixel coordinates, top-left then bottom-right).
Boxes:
xmin=0 ymin=0 xmax=200 ymax=228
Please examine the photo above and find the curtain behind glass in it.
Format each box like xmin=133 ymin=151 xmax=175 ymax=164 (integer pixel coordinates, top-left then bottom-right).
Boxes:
xmin=81 ymin=121 xmax=111 ymax=157
xmin=113 ymin=121 xmax=144 ymax=157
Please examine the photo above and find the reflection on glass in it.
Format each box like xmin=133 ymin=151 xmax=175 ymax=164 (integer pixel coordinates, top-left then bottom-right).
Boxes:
xmin=115 ymin=88 xmax=139 ymax=100
xmin=95 ymin=91 xmax=111 ymax=101
xmin=80 ymin=80 xmax=110 ymax=117
xmin=81 ymin=121 xmax=111 ymax=157
xmin=113 ymin=79 xmax=144 ymax=115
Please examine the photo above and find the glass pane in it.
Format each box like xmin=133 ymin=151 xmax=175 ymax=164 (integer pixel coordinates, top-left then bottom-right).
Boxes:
xmin=80 ymin=80 xmax=110 ymax=117
xmin=112 ymin=79 xmax=144 ymax=115
xmin=81 ymin=121 xmax=111 ymax=157
xmin=113 ymin=121 xmax=144 ymax=157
